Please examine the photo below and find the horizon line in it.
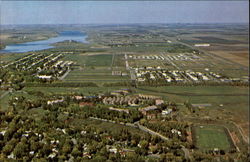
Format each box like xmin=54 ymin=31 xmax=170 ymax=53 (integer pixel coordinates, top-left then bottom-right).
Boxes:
xmin=1 ymin=22 xmax=249 ymax=26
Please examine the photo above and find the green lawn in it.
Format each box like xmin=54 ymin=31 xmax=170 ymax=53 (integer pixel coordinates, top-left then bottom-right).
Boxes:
xmin=62 ymin=53 xmax=112 ymax=67
xmin=64 ymin=67 xmax=129 ymax=84
xmin=136 ymin=86 xmax=248 ymax=109
xmin=85 ymin=54 xmax=112 ymax=67
xmin=194 ymin=125 xmax=232 ymax=151
xmin=23 ymin=87 xmax=128 ymax=95
xmin=0 ymin=53 xmax=29 ymax=63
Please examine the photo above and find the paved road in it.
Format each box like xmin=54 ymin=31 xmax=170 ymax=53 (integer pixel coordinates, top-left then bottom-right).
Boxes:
xmin=58 ymin=69 xmax=71 ymax=80
xmin=181 ymin=145 xmax=190 ymax=160
xmin=134 ymin=121 xmax=169 ymax=141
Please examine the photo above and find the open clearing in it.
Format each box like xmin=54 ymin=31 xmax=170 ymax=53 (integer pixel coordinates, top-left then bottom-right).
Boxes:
xmin=193 ymin=125 xmax=232 ymax=151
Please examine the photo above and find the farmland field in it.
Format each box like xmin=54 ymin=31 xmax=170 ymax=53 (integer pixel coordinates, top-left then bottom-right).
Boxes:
xmin=193 ymin=125 xmax=233 ymax=151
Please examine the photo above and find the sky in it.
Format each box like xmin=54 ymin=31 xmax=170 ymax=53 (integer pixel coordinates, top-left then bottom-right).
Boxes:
xmin=0 ymin=1 xmax=249 ymax=25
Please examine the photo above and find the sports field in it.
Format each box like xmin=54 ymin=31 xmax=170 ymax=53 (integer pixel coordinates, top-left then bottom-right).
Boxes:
xmin=193 ymin=125 xmax=232 ymax=151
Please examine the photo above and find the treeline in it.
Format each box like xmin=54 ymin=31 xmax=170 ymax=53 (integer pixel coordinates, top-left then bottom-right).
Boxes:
xmin=24 ymin=82 xmax=98 ymax=87
xmin=80 ymin=106 xmax=143 ymax=123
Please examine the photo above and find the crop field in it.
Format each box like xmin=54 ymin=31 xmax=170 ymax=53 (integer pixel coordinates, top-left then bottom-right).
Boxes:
xmin=193 ymin=125 xmax=233 ymax=151
xmin=177 ymin=30 xmax=249 ymax=68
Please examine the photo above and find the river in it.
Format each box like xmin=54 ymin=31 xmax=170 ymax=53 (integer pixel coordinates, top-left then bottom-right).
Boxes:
xmin=0 ymin=31 xmax=88 ymax=53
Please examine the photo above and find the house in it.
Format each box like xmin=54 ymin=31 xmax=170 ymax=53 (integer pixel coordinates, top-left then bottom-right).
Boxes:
xmin=162 ymin=109 xmax=172 ymax=115
xmin=109 ymin=107 xmax=129 ymax=114
xmin=74 ymin=96 xmax=84 ymax=100
xmin=171 ymin=129 xmax=181 ymax=136
xmin=138 ymin=94 xmax=160 ymax=100
xmin=47 ymin=99 xmax=64 ymax=105
xmin=155 ymin=99 xmax=164 ymax=105
xmin=194 ymin=43 xmax=210 ymax=47
xmin=37 ymin=75 xmax=52 ymax=80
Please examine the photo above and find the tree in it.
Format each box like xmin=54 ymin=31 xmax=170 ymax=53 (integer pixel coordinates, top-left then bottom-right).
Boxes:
xmin=62 ymin=142 xmax=72 ymax=155
xmin=139 ymin=140 xmax=149 ymax=149
xmin=13 ymin=142 xmax=28 ymax=158
xmin=2 ymin=144 xmax=14 ymax=155
xmin=71 ymin=146 xmax=81 ymax=158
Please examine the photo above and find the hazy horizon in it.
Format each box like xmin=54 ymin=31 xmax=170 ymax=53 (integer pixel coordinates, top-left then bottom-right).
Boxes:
xmin=1 ymin=1 xmax=249 ymax=25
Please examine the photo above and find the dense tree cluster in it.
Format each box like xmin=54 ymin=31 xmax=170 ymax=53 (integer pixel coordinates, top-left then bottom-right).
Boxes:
xmin=140 ymin=120 xmax=188 ymax=143
xmin=0 ymin=109 xmax=186 ymax=161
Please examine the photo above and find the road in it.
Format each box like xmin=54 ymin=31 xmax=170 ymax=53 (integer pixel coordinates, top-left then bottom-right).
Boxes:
xmin=134 ymin=121 xmax=169 ymax=141
xmin=58 ymin=69 xmax=71 ymax=80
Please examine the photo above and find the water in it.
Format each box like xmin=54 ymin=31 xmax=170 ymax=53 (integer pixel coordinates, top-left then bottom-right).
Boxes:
xmin=0 ymin=31 xmax=88 ymax=53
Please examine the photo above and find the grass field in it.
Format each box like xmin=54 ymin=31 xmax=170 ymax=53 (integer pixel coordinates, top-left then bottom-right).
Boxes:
xmin=64 ymin=69 xmax=129 ymax=83
xmin=85 ymin=54 xmax=113 ymax=67
xmin=23 ymin=86 xmax=128 ymax=95
xmin=62 ymin=53 xmax=129 ymax=84
xmin=0 ymin=52 xmax=30 ymax=63
xmin=62 ymin=53 xmax=112 ymax=67
xmin=194 ymin=125 xmax=232 ymax=151
xmin=0 ymin=91 xmax=40 ymax=111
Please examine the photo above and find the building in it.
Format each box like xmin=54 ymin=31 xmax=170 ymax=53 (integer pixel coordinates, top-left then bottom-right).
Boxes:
xmin=155 ymin=99 xmax=164 ymax=105
xmin=37 ymin=75 xmax=52 ymax=80
xmin=194 ymin=43 xmax=210 ymax=47
xmin=109 ymin=107 xmax=129 ymax=114
xmin=139 ymin=105 xmax=160 ymax=119
xmin=47 ymin=99 xmax=64 ymax=105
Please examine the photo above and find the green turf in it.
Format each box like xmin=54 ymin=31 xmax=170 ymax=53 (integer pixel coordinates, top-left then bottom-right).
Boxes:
xmin=23 ymin=87 xmax=128 ymax=95
xmin=194 ymin=125 xmax=232 ymax=151
xmin=85 ymin=54 xmax=113 ymax=67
